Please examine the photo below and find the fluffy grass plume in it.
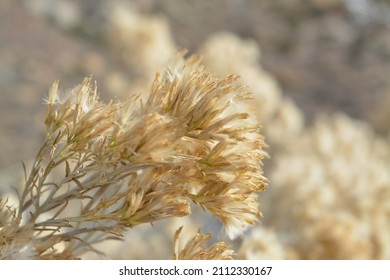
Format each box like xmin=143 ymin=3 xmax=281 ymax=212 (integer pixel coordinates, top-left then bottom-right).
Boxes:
xmin=0 ymin=54 xmax=267 ymax=259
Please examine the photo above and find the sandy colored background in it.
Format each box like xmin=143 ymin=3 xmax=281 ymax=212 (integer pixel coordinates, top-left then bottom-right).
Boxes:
xmin=2 ymin=0 xmax=390 ymax=259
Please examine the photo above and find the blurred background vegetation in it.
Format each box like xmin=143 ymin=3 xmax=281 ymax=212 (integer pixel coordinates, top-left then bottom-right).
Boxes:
xmin=1 ymin=0 xmax=390 ymax=168
xmin=2 ymin=0 xmax=390 ymax=171
xmin=2 ymin=0 xmax=390 ymax=259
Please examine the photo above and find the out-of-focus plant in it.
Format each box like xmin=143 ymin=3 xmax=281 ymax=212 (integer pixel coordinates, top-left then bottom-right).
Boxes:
xmin=0 ymin=55 xmax=267 ymax=259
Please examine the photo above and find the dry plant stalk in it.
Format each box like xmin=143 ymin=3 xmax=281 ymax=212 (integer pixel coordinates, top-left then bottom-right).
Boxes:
xmin=173 ymin=226 xmax=234 ymax=260
xmin=0 ymin=55 xmax=267 ymax=259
